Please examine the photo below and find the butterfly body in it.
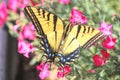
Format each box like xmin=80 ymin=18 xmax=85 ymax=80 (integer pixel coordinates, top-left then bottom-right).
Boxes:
xmin=39 ymin=34 xmax=80 ymax=65
xmin=24 ymin=6 xmax=104 ymax=66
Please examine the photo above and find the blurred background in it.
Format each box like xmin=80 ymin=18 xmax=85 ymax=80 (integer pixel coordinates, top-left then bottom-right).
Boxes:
xmin=0 ymin=16 xmax=38 ymax=80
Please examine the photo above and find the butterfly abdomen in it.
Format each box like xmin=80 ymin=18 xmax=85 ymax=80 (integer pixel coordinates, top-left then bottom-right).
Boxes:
xmin=40 ymin=35 xmax=57 ymax=62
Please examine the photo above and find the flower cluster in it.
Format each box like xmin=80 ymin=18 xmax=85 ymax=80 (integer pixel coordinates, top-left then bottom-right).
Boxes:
xmin=16 ymin=23 xmax=36 ymax=58
xmin=92 ymin=21 xmax=116 ymax=67
xmin=93 ymin=50 xmax=110 ymax=66
xmin=99 ymin=21 xmax=116 ymax=49
xmin=36 ymin=63 xmax=72 ymax=79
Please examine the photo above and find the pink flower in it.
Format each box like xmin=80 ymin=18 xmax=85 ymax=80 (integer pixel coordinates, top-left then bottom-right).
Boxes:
xmin=8 ymin=0 xmax=18 ymax=12
xmin=8 ymin=0 xmax=29 ymax=12
xmin=20 ymin=24 xmax=36 ymax=40
xmin=92 ymin=54 xmax=106 ymax=66
xmin=0 ymin=2 xmax=8 ymax=27
xmin=36 ymin=62 xmax=50 ymax=80
xmin=63 ymin=65 xmax=72 ymax=74
xmin=69 ymin=8 xmax=87 ymax=26
xmin=102 ymin=36 xmax=116 ymax=49
xmin=92 ymin=50 xmax=110 ymax=67
xmin=57 ymin=65 xmax=72 ymax=78
xmin=101 ymin=50 xmax=110 ymax=59
xmin=18 ymin=40 xmax=34 ymax=58
xmin=58 ymin=0 xmax=70 ymax=5
xmin=99 ymin=21 xmax=112 ymax=36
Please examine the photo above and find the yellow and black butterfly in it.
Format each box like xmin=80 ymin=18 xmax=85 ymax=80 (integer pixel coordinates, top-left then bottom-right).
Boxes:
xmin=24 ymin=6 xmax=104 ymax=66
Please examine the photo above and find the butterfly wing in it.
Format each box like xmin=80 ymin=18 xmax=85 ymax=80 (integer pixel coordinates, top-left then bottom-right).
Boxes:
xmin=60 ymin=25 xmax=104 ymax=55
xmin=24 ymin=6 xmax=65 ymax=52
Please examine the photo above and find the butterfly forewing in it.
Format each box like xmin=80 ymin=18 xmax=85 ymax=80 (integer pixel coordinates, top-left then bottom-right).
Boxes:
xmin=24 ymin=6 xmax=65 ymax=51
xmin=60 ymin=25 xmax=104 ymax=55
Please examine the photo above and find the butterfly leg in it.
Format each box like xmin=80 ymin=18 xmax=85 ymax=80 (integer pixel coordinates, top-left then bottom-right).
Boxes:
xmin=40 ymin=54 xmax=48 ymax=62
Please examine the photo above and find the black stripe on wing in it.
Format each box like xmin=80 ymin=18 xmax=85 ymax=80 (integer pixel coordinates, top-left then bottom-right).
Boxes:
xmin=24 ymin=6 xmax=44 ymax=35
xmin=82 ymin=32 xmax=104 ymax=49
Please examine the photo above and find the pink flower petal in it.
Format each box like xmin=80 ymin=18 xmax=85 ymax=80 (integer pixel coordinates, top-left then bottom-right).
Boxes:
xmin=57 ymin=71 xmax=64 ymax=78
xmin=69 ymin=8 xmax=87 ymax=26
xmin=36 ymin=63 xmax=50 ymax=80
xmin=57 ymin=65 xmax=72 ymax=78
xmin=101 ymin=50 xmax=110 ymax=59
xmin=18 ymin=40 xmax=34 ymax=58
xmin=102 ymin=36 xmax=116 ymax=49
xmin=58 ymin=0 xmax=70 ymax=5
xmin=36 ymin=63 xmax=45 ymax=71
xmin=92 ymin=54 xmax=106 ymax=66
xmin=20 ymin=24 xmax=36 ymax=40
xmin=63 ymin=65 xmax=72 ymax=75
xmin=39 ymin=69 xmax=50 ymax=79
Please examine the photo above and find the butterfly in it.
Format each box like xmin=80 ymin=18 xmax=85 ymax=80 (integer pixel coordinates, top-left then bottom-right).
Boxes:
xmin=24 ymin=6 xmax=104 ymax=67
